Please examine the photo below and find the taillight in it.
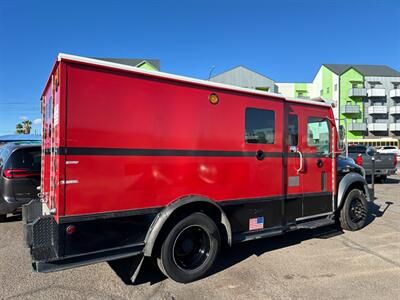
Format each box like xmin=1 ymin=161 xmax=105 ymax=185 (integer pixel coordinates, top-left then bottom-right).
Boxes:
xmin=394 ymin=154 xmax=398 ymax=167
xmin=2 ymin=169 xmax=39 ymax=179
xmin=355 ymin=154 xmax=363 ymax=166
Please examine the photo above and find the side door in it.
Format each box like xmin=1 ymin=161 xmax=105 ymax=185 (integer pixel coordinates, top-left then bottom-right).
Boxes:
xmin=300 ymin=107 xmax=334 ymax=218
xmin=284 ymin=106 xmax=303 ymax=223
xmin=285 ymin=103 xmax=334 ymax=221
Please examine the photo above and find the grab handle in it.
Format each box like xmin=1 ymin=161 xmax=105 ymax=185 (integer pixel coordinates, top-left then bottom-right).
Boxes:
xmin=296 ymin=150 xmax=303 ymax=174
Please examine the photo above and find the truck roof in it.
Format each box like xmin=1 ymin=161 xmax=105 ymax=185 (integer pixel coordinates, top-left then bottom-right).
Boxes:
xmin=46 ymin=53 xmax=332 ymax=109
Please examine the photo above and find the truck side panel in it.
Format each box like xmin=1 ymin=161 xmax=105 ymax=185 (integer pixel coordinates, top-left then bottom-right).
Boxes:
xmin=64 ymin=63 xmax=284 ymax=222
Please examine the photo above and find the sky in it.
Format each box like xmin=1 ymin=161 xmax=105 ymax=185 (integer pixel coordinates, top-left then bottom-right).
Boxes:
xmin=0 ymin=0 xmax=399 ymax=135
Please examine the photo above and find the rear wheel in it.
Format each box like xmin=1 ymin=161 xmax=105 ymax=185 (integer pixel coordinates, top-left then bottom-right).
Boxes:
xmin=157 ymin=212 xmax=221 ymax=283
xmin=0 ymin=214 xmax=7 ymax=222
xmin=339 ymin=189 xmax=369 ymax=231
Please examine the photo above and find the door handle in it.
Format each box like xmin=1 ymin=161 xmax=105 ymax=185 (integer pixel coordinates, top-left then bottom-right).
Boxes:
xmin=256 ymin=149 xmax=265 ymax=161
xmin=296 ymin=150 xmax=303 ymax=174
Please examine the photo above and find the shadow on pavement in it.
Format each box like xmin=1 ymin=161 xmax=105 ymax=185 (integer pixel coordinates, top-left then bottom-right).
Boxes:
xmin=383 ymin=177 xmax=400 ymax=184
xmin=1 ymin=214 xmax=22 ymax=223
xmin=109 ymin=256 xmax=167 ymax=285
xmin=365 ymin=201 xmax=393 ymax=227
xmin=109 ymin=195 xmax=394 ymax=285
xmin=109 ymin=225 xmax=344 ymax=286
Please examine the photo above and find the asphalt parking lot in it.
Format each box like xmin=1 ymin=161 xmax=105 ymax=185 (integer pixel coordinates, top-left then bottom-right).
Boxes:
xmin=1 ymin=176 xmax=399 ymax=300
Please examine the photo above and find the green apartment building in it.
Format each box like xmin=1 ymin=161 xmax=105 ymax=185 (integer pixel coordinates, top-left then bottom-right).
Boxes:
xmin=277 ymin=64 xmax=400 ymax=141
xmin=196 ymin=63 xmax=400 ymax=143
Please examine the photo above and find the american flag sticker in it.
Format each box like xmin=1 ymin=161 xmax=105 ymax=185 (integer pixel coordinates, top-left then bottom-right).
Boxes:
xmin=249 ymin=216 xmax=264 ymax=230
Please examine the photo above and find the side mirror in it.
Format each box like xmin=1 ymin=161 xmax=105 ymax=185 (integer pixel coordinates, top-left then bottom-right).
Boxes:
xmin=337 ymin=125 xmax=346 ymax=151
xmin=366 ymin=146 xmax=375 ymax=157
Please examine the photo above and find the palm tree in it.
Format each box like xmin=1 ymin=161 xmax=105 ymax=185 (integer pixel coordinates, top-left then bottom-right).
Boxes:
xmin=15 ymin=123 xmax=24 ymax=134
xmin=21 ymin=120 xmax=32 ymax=134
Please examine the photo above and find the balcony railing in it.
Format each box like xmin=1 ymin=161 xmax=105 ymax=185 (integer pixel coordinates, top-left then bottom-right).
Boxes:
xmin=341 ymin=105 xmax=360 ymax=114
xmin=390 ymin=89 xmax=400 ymax=98
xmin=348 ymin=122 xmax=367 ymax=131
xmin=367 ymin=88 xmax=386 ymax=97
xmin=389 ymin=123 xmax=400 ymax=131
xmin=348 ymin=88 xmax=367 ymax=98
xmin=368 ymin=123 xmax=388 ymax=131
xmin=389 ymin=106 xmax=400 ymax=115
xmin=368 ymin=106 xmax=388 ymax=114
xmin=297 ymin=95 xmax=310 ymax=99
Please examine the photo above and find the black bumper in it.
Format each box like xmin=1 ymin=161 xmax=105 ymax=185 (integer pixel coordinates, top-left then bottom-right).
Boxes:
xmin=23 ymin=201 xmax=155 ymax=273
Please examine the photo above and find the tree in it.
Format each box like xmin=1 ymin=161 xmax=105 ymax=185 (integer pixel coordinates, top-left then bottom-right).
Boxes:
xmin=15 ymin=119 xmax=33 ymax=134
xmin=22 ymin=120 xmax=32 ymax=134
xmin=15 ymin=123 xmax=24 ymax=134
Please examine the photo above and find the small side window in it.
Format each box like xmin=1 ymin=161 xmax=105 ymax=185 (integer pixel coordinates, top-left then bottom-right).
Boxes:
xmin=288 ymin=115 xmax=298 ymax=146
xmin=307 ymin=117 xmax=330 ymax=155
xmin=245 ymin=108 xmax=275 ymax=144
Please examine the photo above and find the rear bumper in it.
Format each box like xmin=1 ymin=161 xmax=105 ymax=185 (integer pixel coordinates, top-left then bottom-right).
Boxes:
xmin=23 ymin=201 xmax=153 ymax=273
xmin=365 ymin=168 xmax=397 ymax=176
xmin=0 ymin=196 xmax=31 ymax=215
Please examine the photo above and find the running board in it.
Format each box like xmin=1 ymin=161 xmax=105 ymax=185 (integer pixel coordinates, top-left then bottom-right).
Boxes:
xmin=233 ymin=226 xmax=286 ymax=243
xmin=295 ymin=217 xmax=335 ymax=230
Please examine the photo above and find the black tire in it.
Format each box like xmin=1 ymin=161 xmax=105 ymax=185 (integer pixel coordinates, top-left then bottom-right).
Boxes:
xmin=339 ymin=189 xmax=369 ymax=231
xmin=374 ymin=176 xmax=382 ymax=183
xmin=157 ymin=212 xmax=221 ymax=283
xmin=0 ymin=214 xmax=6 ymax=222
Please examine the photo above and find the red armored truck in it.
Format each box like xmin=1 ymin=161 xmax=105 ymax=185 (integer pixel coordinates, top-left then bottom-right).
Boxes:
xmin=23 ymin=54 xmax=371 ymax=283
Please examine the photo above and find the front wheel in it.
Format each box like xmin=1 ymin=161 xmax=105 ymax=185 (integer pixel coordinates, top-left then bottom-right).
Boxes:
xmin=339 ymin=189 xmax=369 ymax=231
xmin=157 ymin=212 xmax=221 ymax=283
xmin=0 ymin=214 xmax=7 ymax=222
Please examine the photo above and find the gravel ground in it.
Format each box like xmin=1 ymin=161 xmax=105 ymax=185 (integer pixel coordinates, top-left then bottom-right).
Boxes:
xmin=1 ymin=176 xmax=399 ymax=300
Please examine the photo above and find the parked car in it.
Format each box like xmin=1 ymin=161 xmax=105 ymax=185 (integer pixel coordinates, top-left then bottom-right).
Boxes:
xmin=377 ymin=146 xmax=399 ymax=156
xmin=0 ymin=134 xmax=41 ymax=145
xmin=0 ymin=143 xmax=40 ymax=221
xmin=347 ymin=145 xmax=397 ymax=182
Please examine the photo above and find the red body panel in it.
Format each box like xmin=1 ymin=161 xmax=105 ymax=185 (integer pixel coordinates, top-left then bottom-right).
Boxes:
xmin=40 ymin=57 xmax=337 ymax=221
xmin=64 ymin=63 xmax=284 ymax=215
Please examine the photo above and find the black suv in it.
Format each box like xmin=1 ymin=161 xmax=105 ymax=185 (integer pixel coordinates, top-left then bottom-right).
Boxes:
xmin=0 ymin=143 xmax=41 ymax=221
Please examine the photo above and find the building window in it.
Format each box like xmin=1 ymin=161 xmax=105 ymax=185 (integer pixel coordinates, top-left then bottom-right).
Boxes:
xmin=334 ymin=84 xmax=338 ymax=91
xmin=255 ymin=87 xmax=270 ymax=92
xmin=245 ymin=108 xmax=275 ymax=144
xmin=326 ymin=87 xmax=330 ymax=94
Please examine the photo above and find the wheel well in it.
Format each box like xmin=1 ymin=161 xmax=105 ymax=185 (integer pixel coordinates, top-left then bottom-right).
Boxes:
xmin=340 ymin=181 xmax=366 ymax=209
xmin=151 ymin=201 xmax=228 ymax=257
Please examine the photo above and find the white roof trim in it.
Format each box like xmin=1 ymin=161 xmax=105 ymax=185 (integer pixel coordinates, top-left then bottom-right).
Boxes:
xmin=57 ymin=53 xmax=330 ymax=107
xmin=285 ymin=97 xmax=331 ymax=107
